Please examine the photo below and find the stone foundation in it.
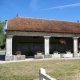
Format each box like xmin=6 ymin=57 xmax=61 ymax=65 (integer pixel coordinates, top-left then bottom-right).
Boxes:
xmin=78 ymin=53 xmax=80 ymax=57
xmin=34 ymin=54 xmax=61 ymax=59
xmin=63 ymin=54 xmax=73 ymax=58
xmin=52 ymin=54 xmax=60 ymax=58
xmin=34 ymin=55 xmax=44 ymax=59
xmin=5 ymin=55 xmax=25 ymax=61
xmin=44 ymin=54 xmax=52 ymax=58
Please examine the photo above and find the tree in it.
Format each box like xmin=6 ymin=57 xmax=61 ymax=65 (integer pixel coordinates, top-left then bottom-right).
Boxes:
xmin=0 ymin=20 xmax=5 ymax=47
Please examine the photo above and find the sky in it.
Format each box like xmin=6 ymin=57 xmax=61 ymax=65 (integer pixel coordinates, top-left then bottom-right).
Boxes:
xmin=0 ymin=0 xmax=80 ymax=22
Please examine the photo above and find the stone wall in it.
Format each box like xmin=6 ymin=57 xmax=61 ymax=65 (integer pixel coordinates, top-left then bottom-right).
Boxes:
xmin=5 ymin=55 xmax=25 ymax=61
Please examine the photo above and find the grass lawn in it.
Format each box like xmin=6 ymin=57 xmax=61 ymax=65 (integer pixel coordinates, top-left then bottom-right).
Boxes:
xmin=0 ymin=59 xmax=80 ymax=80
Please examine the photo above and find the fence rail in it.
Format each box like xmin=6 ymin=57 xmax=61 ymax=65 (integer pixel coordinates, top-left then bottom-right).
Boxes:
xmin=39 ymin=68 xmax=56 ymax=80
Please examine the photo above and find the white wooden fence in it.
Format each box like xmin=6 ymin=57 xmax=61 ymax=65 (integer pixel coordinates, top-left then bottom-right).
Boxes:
xmin=39 ymin=68 xmax=56 ymax=80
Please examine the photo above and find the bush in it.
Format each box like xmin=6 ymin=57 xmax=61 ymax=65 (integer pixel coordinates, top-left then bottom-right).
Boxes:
xmin=15 ymin=51 xmax=21 ymax=55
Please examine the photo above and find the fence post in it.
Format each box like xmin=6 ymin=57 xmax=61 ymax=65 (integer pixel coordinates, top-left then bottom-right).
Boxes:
xmin=39 ymin=68 xmax=46 ymax=80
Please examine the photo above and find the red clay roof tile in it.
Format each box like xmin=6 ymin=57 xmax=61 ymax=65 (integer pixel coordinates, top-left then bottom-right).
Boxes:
xmin=7 ymin=16 xmax=80 ymax=34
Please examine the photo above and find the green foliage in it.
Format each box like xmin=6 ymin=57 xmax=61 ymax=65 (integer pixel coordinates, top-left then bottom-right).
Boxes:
xmin=0 ymin=20 xmax=5 ymax=46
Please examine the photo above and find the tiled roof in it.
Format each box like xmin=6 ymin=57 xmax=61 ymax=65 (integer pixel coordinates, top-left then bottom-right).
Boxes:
xmin=7 ymin=16 xmax=80 ymax=34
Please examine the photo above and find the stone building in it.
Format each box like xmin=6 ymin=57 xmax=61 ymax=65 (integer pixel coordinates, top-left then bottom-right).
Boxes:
xmin=6 ymin=16 xmax=80 ymax=60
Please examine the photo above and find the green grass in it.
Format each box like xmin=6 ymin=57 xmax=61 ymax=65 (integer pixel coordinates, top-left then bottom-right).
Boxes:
xmin=0 ymin=59 xmax=80 ymax=80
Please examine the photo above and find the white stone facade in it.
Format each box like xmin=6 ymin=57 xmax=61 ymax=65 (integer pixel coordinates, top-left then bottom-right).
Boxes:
xmin=6 ymin=31 xmax=80 ymax=60
xmin=44 ymin=36 xmax=51 ymax=55
xmin=73 ymin=37 xmax=79 ymax=57
xmin=6 ymin=35 xmax=13 ymax=56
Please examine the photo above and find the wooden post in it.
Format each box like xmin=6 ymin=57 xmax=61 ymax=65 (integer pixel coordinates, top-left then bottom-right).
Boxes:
xmin=39 ymin=68 xmax=46 ymax=80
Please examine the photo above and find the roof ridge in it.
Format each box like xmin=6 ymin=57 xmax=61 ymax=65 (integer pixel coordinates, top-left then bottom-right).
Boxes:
xmin=7 ymin=16 xmax=79 ymax=24
xmin=17 ymin=16 xmax=78 ymax=23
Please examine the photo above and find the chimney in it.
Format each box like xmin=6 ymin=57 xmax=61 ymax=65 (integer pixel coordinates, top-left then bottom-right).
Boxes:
xmin=77 ymin=20 xmax=79 ymax=23
xmin=5 ymin=20 xmax=7 ymax=29
xmin=16 ymin=14 xmax=18 ymax=17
